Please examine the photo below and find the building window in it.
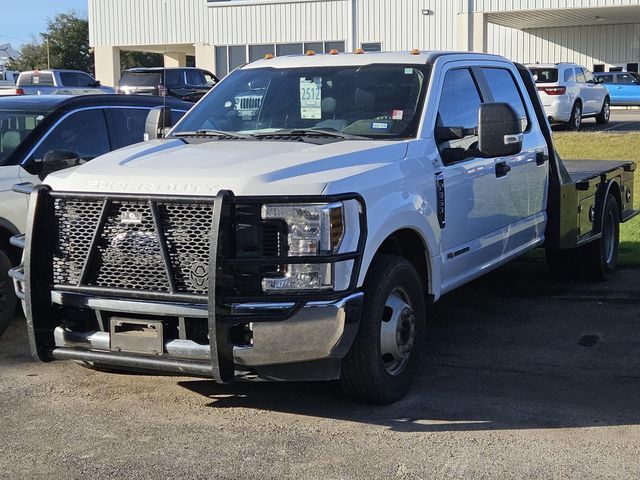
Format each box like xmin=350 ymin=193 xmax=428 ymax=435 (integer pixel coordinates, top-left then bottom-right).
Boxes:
xmin=276 ymin=43 xmax=303 ymax=56
xmin=362 ymin=42 xmax=382 ymax=52
xmin=593 ymin=64 xmax=605 ymax=73
xmin=627 ymin=63 xmax=639 ymax=73
xmin=215 ymin=41 xmax=346 ymax=77
xmin=249 ymin=44 xmax=274 ymax=62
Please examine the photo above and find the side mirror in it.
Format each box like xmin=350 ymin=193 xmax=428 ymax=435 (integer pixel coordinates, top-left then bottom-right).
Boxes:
xmin=92 ymin=80 xmax=102 ymax=87
xmin=144 ymin=106 xmax=172 ymax=140
xmin=38 ymin=150 xmax=81 ymax=181
xmin=478 ymin=103 xmax=523 ymax=158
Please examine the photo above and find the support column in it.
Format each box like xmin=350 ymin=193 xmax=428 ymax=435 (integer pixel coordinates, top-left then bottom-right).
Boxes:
xmin=93 ymin=45 xmax=121 ymax=88
xmin=195 ymin=44 xmax=216 ymax=74
xmin=164 ymin=51 xmax=187 ymax=68
xmin=456 ymin=12 xmax=487 ymax=52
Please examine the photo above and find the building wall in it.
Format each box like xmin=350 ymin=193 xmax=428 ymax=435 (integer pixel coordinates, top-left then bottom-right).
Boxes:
xmin=468 ymin=0 xmax=640 ymax=12
xmin=488 ymin=22 xmax=640 ymax=68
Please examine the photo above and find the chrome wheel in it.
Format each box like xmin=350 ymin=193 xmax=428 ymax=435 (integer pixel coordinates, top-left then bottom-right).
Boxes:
xmin=380 ymin=287 xmax=416 ymax=376
xmin=574 ymin=105 xmax=582 ymax=130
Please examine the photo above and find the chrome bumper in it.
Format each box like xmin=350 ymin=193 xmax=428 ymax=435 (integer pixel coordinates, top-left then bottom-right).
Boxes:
xmin=48 ymin=292 xmax=363 ymax=370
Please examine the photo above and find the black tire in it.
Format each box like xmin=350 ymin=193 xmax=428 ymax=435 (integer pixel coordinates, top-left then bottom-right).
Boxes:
xmin=578 ymin=194 xmax=620 ymax=280
xmin=545 ymin=247 xmax=579 ymax=280
xmin=595 ymin=97 xmax=611 ymax=125
xmin=340 ymin=255 xmax=425 ymax=404
xmin=0 ymin=249 xmax=17 ymax=337
xmin=566 ymin=101 xmax=582 ymax=131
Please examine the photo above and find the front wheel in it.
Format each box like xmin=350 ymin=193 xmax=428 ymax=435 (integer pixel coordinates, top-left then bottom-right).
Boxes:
xmin=595 ymin=98 xmax=611 ymax=125
xmin=340 ymin=255 xmax=425 ymax=404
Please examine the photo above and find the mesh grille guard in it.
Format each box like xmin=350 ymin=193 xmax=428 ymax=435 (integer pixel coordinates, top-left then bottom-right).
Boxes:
xmin=22 ymin=185 xmax=366 ymax=382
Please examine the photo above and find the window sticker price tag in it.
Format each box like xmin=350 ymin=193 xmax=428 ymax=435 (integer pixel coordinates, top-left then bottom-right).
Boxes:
xmin=300 ymin=77 xmax=322 ymax=119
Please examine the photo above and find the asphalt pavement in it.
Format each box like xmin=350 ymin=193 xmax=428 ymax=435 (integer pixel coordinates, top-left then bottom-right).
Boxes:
xmin=581 ymin=109 xmax=640 ymax=132
xmin=1 ymin=254 xmax=640 ymax=479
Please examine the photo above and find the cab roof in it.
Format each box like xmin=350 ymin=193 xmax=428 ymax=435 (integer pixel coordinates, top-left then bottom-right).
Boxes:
xmin=0 ymin=94 xmax=192 ymax=112
xmin=242 ymin=50 xmax=508 ymax=70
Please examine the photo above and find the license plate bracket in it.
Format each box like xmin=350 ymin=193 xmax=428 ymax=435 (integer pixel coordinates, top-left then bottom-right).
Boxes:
xmin=110 ymin=318 xmax=164 ymax=356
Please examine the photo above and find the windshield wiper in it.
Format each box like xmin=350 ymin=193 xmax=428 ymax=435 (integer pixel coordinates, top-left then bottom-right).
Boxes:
xmin=253 ymin=129 xmax=368 ymax=140
xmin=172 ymin=129 xmax=252 ymax=140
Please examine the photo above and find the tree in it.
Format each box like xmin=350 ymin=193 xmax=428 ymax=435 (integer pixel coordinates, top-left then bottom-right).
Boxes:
xmin=5 ymin=37 xmax=48 ymax=71
xmin=120 ymin=51 xmax=163 ymax=71
xmin=6 ymin=11 xmax=93 ymax=72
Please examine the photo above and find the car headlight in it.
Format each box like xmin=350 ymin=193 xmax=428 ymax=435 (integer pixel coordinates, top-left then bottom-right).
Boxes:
xmin=261 ymin=199 xmax=361 ymax=292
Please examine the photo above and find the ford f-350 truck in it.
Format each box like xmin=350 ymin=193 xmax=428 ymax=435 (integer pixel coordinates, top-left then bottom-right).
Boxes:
xmin=10 ymin=52 xmax=638 ymax=404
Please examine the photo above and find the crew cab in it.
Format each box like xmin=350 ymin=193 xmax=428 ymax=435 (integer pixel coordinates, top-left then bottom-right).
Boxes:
xmin=0 ymin=94 xmax=191 ymax=335
xmin=10 ymin=52 xmax=638 ymax=404
xmin=0 ymin=70 xmax=115 ymax=97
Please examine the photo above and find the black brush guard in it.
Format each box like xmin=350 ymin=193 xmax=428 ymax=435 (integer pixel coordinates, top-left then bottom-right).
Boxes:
xmin=17 ymin=185 xmax=367 ymax=383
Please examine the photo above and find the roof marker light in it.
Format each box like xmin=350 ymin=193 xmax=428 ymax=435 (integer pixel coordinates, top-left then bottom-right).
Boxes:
xmin=329 ymin=49 xmax=339 ymax=55
xmin=264 ymin=53 xmax=274 ymax=60
xmin=354 ymin=48 xmax=365 ymax=55
xmin=410 ymin=49 xmax=421 ymax=55
xmin=305 ymin=50 xmax=316 ymax=56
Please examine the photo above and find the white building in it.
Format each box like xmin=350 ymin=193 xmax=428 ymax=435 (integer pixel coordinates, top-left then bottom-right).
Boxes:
xmin=89 ymin=0 xmax=640 ymax=86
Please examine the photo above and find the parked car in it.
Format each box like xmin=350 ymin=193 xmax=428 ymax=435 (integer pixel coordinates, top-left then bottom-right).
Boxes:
xmin=527 ymin=62 xmax=610 ymax=130
xmin=117 ymin=67 xmax=219 ymax=102
xmin=594 ymin=71 xmax=640 ymax=106
xmin=0 ymin=69 xmax=19 ymax=87
xmin=0 ymin=94 xmax=192 ymax=335
xmin=11 ymin=52 xmax=637 ymax=404
xmin=0 ymin=69 xmax=115 ymax=97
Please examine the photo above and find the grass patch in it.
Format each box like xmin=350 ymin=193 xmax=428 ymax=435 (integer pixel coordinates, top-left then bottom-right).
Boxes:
xmin=554 ymin=132 xmax=640 ymax=267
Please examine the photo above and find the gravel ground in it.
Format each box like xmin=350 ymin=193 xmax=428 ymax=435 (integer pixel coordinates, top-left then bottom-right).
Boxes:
xmin=1 ymin=255 xmax=640 ymax=479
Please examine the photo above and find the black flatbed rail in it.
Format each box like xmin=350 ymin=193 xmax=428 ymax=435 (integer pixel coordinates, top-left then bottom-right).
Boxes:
xmin=564 ymin=160 xmax=636 ymax=184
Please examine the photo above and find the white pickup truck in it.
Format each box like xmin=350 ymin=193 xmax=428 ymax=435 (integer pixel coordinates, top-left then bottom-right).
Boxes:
xmin=0 ymin=69 xmax=114 ymax=96
xmin=10 ymin=52 xmax=638 ymax=404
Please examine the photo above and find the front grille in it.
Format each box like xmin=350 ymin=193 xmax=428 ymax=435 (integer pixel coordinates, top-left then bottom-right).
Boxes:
xmin=51 ymin=196 xmax=285 ymax=299
xmin=52 ymin=198 xmax=215 ymax=296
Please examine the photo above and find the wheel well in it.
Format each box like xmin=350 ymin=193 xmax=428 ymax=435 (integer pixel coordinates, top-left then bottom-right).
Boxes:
xmin=0 ymin=225 xmax=19 ymax=266
xmin=374 ymin=229 xmax=430 ymax=295
xmin=607 ymin=181 xmax=623 ymax=222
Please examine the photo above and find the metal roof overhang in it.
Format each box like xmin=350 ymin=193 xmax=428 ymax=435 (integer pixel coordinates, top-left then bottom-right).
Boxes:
xmin=487 ymin=5 xmax=640 ymax=29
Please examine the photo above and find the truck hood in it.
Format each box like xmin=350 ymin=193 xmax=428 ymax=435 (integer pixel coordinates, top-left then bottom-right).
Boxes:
xmin=45 ymin=138 xmax=408 ymax=196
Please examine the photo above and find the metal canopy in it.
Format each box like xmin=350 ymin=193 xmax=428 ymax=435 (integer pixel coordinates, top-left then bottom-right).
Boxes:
xmin=487 ymin=5 xmax=640 ymax=29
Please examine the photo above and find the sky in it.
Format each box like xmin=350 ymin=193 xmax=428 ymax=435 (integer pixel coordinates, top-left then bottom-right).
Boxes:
xmin=0 ymin=0 xmax=88 ymax=49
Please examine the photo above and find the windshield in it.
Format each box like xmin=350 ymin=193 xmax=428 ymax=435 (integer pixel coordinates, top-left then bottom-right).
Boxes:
xmin=528 ymin=68 xmax=558 ymax=83
xmin=171 ymin=64 xmax=429 ymax=140
xmin=0 ymin=109 xmax=48 ymax=165
xmin=119 ymin=72 xmax=162 ymax=87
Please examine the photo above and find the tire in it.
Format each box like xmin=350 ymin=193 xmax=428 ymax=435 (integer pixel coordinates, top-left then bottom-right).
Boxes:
xmin=0 ymin=249 xmax=17 ymax=337
xmin=566 ymin=101 xmax=582 ymax=131
xmin=595 ymin=98 xmax=611 ymax=125
xmin=578 ymin=194 xmax=620 ymax=280
xmin=340 ymin=255 xmax=425 ymax=404
xmin=545 ymin=247 xmax=579 ymax=280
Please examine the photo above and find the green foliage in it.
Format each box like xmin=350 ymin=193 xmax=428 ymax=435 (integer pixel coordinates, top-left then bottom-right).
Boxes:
xmin=120 ymin=51 xmax=163 ymax=71
xmin=6 ymin=11 xmax=93 ymax=72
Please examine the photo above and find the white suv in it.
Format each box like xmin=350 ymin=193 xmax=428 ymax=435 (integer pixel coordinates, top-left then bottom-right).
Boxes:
xmin=527 ymin=63 xmax=610 ymax=130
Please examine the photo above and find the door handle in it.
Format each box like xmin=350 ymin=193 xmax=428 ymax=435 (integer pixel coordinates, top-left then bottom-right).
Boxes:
xmin=536 ymin=151 xmax=548 ymax=166
xmin=495 ymin=161 xmax=512 ymax=178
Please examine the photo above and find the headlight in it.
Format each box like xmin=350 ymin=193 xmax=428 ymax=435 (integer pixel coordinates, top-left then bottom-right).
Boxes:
xmin=261 ymin=199 xmax=361 ymax=292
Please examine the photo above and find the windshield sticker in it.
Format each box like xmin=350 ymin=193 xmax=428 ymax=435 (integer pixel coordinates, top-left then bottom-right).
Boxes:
xmin=371 ymin=122 xmax=390 ymax=130
xmin=392 ymin=110 xmax=404 ymax=120
xmin=405 ymin=68 xmax=414 ymax=75
xmin=300 ymin=77 xmax=322 ymax=119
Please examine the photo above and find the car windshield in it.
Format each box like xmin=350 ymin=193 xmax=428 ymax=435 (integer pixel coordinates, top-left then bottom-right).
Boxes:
xmin=0 ymin=109 xmax=48 ymax=165
xmin=171 ymin=64 xmax=429 ymax=140
xmin=529 ymin=68 xmax=558 ymax=83
xmin=119 ymin=71 xmax=163 ymax=87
